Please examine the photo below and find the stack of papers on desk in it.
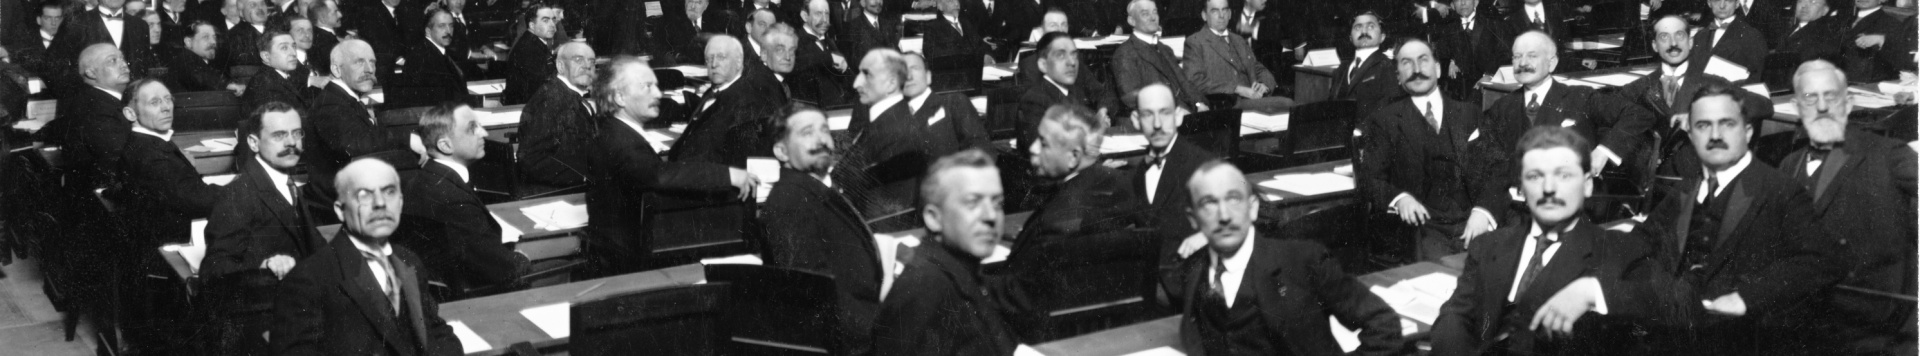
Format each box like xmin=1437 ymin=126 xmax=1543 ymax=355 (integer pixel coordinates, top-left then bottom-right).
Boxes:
xmin=1333 ymin=163 xmax=1354 ymax=176
xmin=1371 ymin=272 xmax=1458 ymax=324
xmin=982 ymin=66 xmax=1017 ymax=81
xmin=447 ymin=321 xmax=491 ymax=353
xmin=1569 ymin=40 xmax=1622 ymax=50
xmin=1561 ymin=79 xmax=1607 ymax=88
xmin=493 ymin=213 xmax=523 ymax=243
xmin=185 ymin=138 xmax=238 ymax=153
xmin=900 ymin=37 xmax=925 ymax=53
xmin=1302 ymin=48 xmax=1340 ymax=67
xmin=667 ymin=65 xmax=709 ymax=78
xmin=466 ymin=82 xmax=506 ymax=96
xmin=476 ymin=110 xmax=519 ymax=127
xmin=1099 ymin=134 xmax=1148 ymax=154
xmin=1256 ymin=172 xmax=1354 ymax=197
xmin=1241 ymin=112 xmax=1290 ymax=133
xmin=1850 ymin=87 xmax=1899 ymax=108
xmin=1075 ymin=35 xmax=1129 ymax=49
xmin=1581 ymin=73 xmax=1642 ymax=87
xmin=520 ymin=303 xmax=572 ymax=338
xmin=1704 ymin=56 xmax=1749 ymax=82
xmin=519 ymin=201 xmax=589 ymax=231
xmin=1773 ymin=102 xmax=1800 ymax=117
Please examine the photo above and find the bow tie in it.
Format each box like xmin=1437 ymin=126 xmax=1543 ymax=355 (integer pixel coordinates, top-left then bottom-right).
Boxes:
xmin=1808 ymin=142 xmax=1844 ymax=159
xmin=102 ymin=12 xmax=124 ymax=20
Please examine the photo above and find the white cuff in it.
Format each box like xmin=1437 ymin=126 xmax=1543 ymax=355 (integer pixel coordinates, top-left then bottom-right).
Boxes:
xmin=1472 ymin=207 xmax=1498 ymax=230
xmin=1593 ymin=283 xmax=1609 ymax=315
xmin=1596 ymin=146 xmax=1623 ymax=166
xmin=1388 ymin=193 xmax=1412 ymax=213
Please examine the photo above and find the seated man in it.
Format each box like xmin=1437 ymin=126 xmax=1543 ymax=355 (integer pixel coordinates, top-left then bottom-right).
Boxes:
xmin=922 ymin=0 xmax=990 ymax=62
xmin=219 ymin=0 xmax=267 ymax=68
xmin=270 ymin=158 xmax=462 ymax=355
xmin=845 ymin=0 xmax=901 ymax=66
xmin=395 ymin=102 xmax=532 ymax=296
xmin=657 ymin=0 xmax=730 ymax=65
xmin=1841 ymin=0 xmax=1917 ymax=83
xmin=901 ymin=52 xmax=993 ymax=157
xmin=837 ymin=48 xmax=923 ymax=223
xmin=760 ymin=104 xmax=884 ymax=356
xmin=792 ymin=0 xmax=852 ymax=106
xmin=105 ymin=78 xmax=226 ymax=353
xmin=1690 ymin=0 xmax=1767 ymax=82
xmin=1112 ymin=0 xmax=1207 ymax=111
xmin=1336 ymin=11 xmax=1403 ymax=120
xmin=1359 ymin=38 xmax=1510 ymax=261
xmin=1183 ymin=0 xmax=1290 ymax=112
xmin=391 ymin=8 xmax=470 ymax=108
xmin=1487 ymin=31 xmax=1656 ymax=177
xmin=515 ymin=42 xmax=598 ymax=194
xmin=501 ymin=3 xmax=561 ymax=105
xmin=306 ymin=39 xmax=420 ymax=197
xmin=202 ymin=101 xmax=323 ymax=355
xmin=1018 ymin=32 xmax=1120 ymax=152
xmin=1773 ymin=0 xmax=1846 ymax=68
xmin=242 ymin=29 xmax=308 ymax=115
xmin=1165 ymin=160 xmax=1402 ymax=355
xmin=1618 ymin=15 xmax=1766 ymax=170
xmin=1129 ymin=84 xmax=1218 ymax=269
xmin=675 ymin=35 xmax=781 ymax=167
xmin=873 ymin=148 xmax=1022 ymax=355
xmin=167 ymin=20 xmax=228 ymax=92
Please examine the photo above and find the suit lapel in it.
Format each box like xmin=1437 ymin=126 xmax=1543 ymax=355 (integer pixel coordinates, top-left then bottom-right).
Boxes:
xmin=1445 ymin=99 xmax=1475 ymax=155
xmin=331 ymin=236 xmax=406 ymax=349
xmin=1810 ymin=147 xmax=1855 ymax=209
xmin=1520 ymin=224 xmax=1594 ymax=305
xmin=1714 ymin=175 xmax=1754 ymax=252
xmin=394 ymin=253 xmax=432 ymax=354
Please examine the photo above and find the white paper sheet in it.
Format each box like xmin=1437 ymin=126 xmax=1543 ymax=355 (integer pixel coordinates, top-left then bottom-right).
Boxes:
xmin=477 ymin=110 xmax=520 ymax=127
xmin=748 ymin=157 xmax=781 ymax=203
xmin=201 ymin=174 xmax=238 ymax=186
xmin=828 ymin=110 xmax=852 ymax=130
xmin=1119 ymin=346 xmax=1184 ymax=356
xmin=181 ymin=219 xmax=209 ymax=273
xmin=447 ymin=320 xmax=492 ymax=353
xmin=643 ymin=1 xmax=662 ymax=17
xmin=519 ymin=303 xmax=572 ymax=339
xmin=1331 ymin=315 xmax=1362 ymax=353
xmin=1568 ymin=41 xmax=1622 ymax=50
xmin=1240 ymin=112 xmax=1290 ymax=132
xmin=1401 ymin=273 xmax=1459 ymax=300
xmin=667 ymin=65 xmax=709 ymax=78
xmin=1304 ymin=48 xmax=1340 ymax=67
xmin=1850 ymin=87 xmax=1899 ymax=108
xmin=1561 ymin=79 xmax=1607 ymax=88
xmin=1489 ymin=66 xmax=1516 ymax=84
xmin=701 ymin=254 xmax=764 ymax=265
xmin=26 ymin=99 xmax=55 ymax=122
xmin=1332 ymin=163 xmax=1354 ymax=176
xmin=1741 ymin=83 xmax=1770 ymax=98
xmin=28 ymin=78 xmax=43 ymax=94
xmin=1256 ymin=173 xmax=1355 ymax=196
xmin=981 ymin=244 xmax=1013 ymax=264
xmin=899 ymin=37 xmax=925 ymax=53
xmin=1628 ymin=68 xmax=1655 ymax=76
xmin=971 ymin=96 xmax=989 ymax=113
xmin=1580 ymin=73 xmax=1642 ymax=87
xmin=493 ymin=213 xmax=523 ymax=243
xmin=1704 ymin=56 xmax=1749 ymax=82
xmin=466 ymin=82 xmax=506 ymax=96
xmin=1098 ymin=134 xmax=1149 ymax=154
xmin=519 ymin=201 xmax=589 ymax=231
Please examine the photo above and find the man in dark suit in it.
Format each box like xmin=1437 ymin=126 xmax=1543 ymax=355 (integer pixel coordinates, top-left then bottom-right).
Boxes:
xmin=168 ymin=20 xmax=227 ymax=91
xmin=202 ymin=102 xmax=323 ymax=356
xmin=306 ymin=0 xmax=339 ymax=75
xmin=1503 ymin=0 xmax=1568 ymax=42
xmin=582 ymin=57 xmax=754 ymax=277
xmin=585 ymin=0 xmax=652 ymax=57
xmin=395 ymin=103 xmax=531 ymax=296
xmin=1619 ymin=16 xmax=1769 ymax=169
xmin=793 ymin=0 xmax=852 ymax=106
xmin=676 ymin=36 xmax=781 ymax=167
xmin=7 ymin=2 xmax=62 ymax=77
xmin=343 ymin=0 xmax=415 ymax=85
xmin=838 ymin=48 xmax=926 ymax=223
xmin=48 ymin=0 xmax=150 ymax=93
xmin=1735 ymin=0 xmax=1795 ymax=44
xmin=1163 ymin=160 xmax=1404 ymax=355
xmin=515 ymin=41 xmax=596 ymax=195
xmin=873 ymin=148 xmax=1021 ymax=356
xmin=1433 ymin=126 xmax=1666 ymax=355
xmin=1487 ymin=31 xmax=1657 ymax=177
xmin=657 ymin=0 xmax=731 ymax=65
xmin=219 ymin=0 xmax=266 ymax=68
xmin=761 ymin=104 xmax=885 ymax=356
xmin=242 ymin=30 xmax=309 ymax=114
xmin=1228 ymin=0 xmax=1306 ymax=89
xmin=1772 ymin=0 xmax=1846 ymax=65
xmin=270 ymin=158 xmax=462 ymax=356
xmin=845 ymin=0 xmax=900 ymax=64
xmin=1781 ymin=61 xmax=1918 ymax=354
xmin=1017 ymin=32 xmax=1119 ymax=152
xmin=46 ymin=44 xmax=134 ymax=191
xmin=1634 ymin=83 xmax=1846 ymax=354
xmin=740 ymin=8 xmax=779 ymax=71
xmin=1691 ymin=0 xmax=1768 ymax=82
xmin=1360 ymin=38 xmax=1511 ymax=262
xmin=1337 ymin=12 xmax=1403 ymax=120
xmin=154 ymin=0 xmax=190 ymax=58
xmin=1129 ymin=84 xmax=1218 ymax=270
xmin=103 ymin=78 xmax=225 ymax=354
xmin=1184 ymin=0 xmax=1288 ymax=112
xmin=901 ymin=52 xmax=993 ymax=157
xmin=742 ymin=26 xmax=794 ymax=109
xmin=391 ymin=9 xmax=468 ymax=108
xmin=923 ymin=0 xmax=989 ymax=61
xmin=500 ymin=3 xmax=560 ymax=105
xmin=1840 ymin=0 xmax=1912 ymax=83
xmin=1434 ymin=0 xmax=1511 ymax=102
xmin=306 ymin=40 xmax=419 ymax=197
xmin=1113 ymin=0 xmax=1207 ymax=111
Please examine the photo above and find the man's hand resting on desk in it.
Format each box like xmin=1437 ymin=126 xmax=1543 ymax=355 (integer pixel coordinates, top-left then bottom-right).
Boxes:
xmin=262 ymin=255 xmax=297 ymax=279
xmin=1705 ymin=293 xmax=1747 ymax=316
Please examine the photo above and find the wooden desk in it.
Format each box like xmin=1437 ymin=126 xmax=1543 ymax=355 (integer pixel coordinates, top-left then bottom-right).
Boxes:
xmin=439 ymin=264 xmax=709 ymax=355
xmin=174 ymin=130 xmax=239 ymax=176
xmin=1293 ymin=64 xmax=1339 ymax=105
xmin=316 ymin=193 xmax=587 ymax=261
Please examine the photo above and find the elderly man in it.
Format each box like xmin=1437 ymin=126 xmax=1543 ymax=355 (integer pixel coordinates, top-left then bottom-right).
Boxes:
xmin=1434 ymin=0 xmax=1511 ymax=102
xmin=658 ymin=0 xmax=730 ymax=64
xmin=1840 ymin=0 xmax=1916 ymax=82
xmin=1113 ymin=0 xmax=1207 ymax=111
xmin=502 ymin=3 xmax=563 ymax=105
xmin=1360 ymin=38 xmax=1510 ymax=262
xmin=873 ymin=148 xmax=1022 ymax=356
xmin=584 ymin=56 xmax=755 ymax=277
xmin=1433 ymin=126 xmax=1665 ymax=355
xmin=1130 ymin=84 xmax=1218 ymax=269
xmin=50 ymin=0 xmax=151 ymax=91
xmin=395 ymin=102 xmax=532 ymax=298
xmin=1164 ymin=160 xmax=1402 ymax=355
xmin=105 ymin=78 xmax=225 ymax=354
xmin=792 ymin=0 xmax=852 ymax=106
xmin=392 ymin=9 xmax=469 ymax=108
xmin=740 ymin=23 xmax=794 ymax=106
xmin=306 ymin=39 xmax=420 ymax=197
xmin=838 ymin=48 xmax=927 ymax=225
xmin=1773 ymin=0 xmax=1846 ymax=65
xmin=202 ymin=101 xmax=322 ymax=356
xmin=1184 ymin=0 xmax=1288 ymax=112
xmin=1691 ymin=0 xmax=1768 ymax=81
xmin=1635 ymin=82 xmax=1845 ymax=354
xmin=676 ymin=35 xmax=780 ymax=167
xmin=1018 ymin=32 xmax=1119 ymax=152
xmin=923 ymin=0 xmax=989 ymax=62
xmin=219 ymin=0 xmax=267 ymax=68
xmin=168 ymin=20 xmax=227 ymax=91
xmin=846 ymin=0 xmax=900 ymax=65
xmin=902 ymin=52 xmax=992 ymax=156
xmin=242 ymin=30 xmax=308 ymax=115
xmin=1336 ymin=11 xmax=1402 ymax=120
xmin=516 ymin=42 xmax=598 ymax=195
xmin=271 ymin=158 xmax=462 ymax=355
xmin=1781 ymin=60 xmax=1918 ymax=354
xmin=760 ymin=104 xmax=884 ymax=356
xmin=1487 ymin=31 xmax=1656 ymax=177
xmin=50 ymin=44 xmax=135 ymax=186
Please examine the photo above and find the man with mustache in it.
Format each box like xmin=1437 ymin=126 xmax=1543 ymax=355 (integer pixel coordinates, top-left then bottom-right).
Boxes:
xmin=203 ymin=101 xmax=323 ymax=356
xmin=1433 ymin=0 xmax=1512 ymax=102
xmin=1113 ymin=0 xmax=1209 ymax=113
xmin=1486 ymin=31 xmax=1656 ymax=180
xmin=1163 ymin=160 xmax=1402 ymax=355
xmin=1183 ymin=0 xmax=1290 ymax=112
xmin=272 ymin=158 xmax=462 ymax=355
xmin=1619 ymin=15 xmax=1766 ymax=170
xmin=1779 ymin=60 xmax=1917 ymax=354
xmin=1839 ymin=0 xmax=1916 ymax=83
xmin=1771 ymin=0 xmax=1847 ymax=65
xmin=760 ymin=104 xmax=885 ymax=356
xmin=515 ymin=41 xmax=597 ymax=196
xmin=1336 ymin=11 xmax=1404 ymax=120
xmin=1632 ymin=82 xmax=1845 ymax=354
xmin=1432 ymin=125 xmax=1665 ymax=355
xmin=104 ymin=78 xmax=226 ymax=353
xmin=219 ymin=0 xmax=266 ymax=68
xmin=306 ymin=39 xmax=423 ymax=199
xmin=1359 ymin=38 xmax=1511 ymax=262
xmin=167 ymin=20 xmax=228 ymax=91
xmin=792 ymin=0 xmax=852 ymax=106
xmin=1131 ymin=84 xmax=1218 ymax=272
xmin=392 ymin=102 xmax=532 ymax=299
xmin=1500 ymin=0 xmax=1569 ymax=42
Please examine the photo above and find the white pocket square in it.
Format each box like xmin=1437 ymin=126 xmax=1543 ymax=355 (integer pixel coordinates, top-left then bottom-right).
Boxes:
xmin=927 ymin=109 xmax=947 ymax=126
xmin=1468 ymin=129 xmax=1481 ymax=141
xmin=1561 ymin=119 xmax=1577 ymax=127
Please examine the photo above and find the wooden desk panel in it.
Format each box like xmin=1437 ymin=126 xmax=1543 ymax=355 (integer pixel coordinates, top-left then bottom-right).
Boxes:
xmin=439 ymin=264 xmax=708 ymax=355
xmin=1294 ymin=65 xmax=1338 ymax=105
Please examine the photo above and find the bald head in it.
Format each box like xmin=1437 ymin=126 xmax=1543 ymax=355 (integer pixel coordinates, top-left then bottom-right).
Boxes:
xmin=80 ymin=43 xmax=130 ymax=90
xmin=330 ymin=39 xmax=376 ymax=93
xmin=706 ymin=35 xmax=745 ymax=85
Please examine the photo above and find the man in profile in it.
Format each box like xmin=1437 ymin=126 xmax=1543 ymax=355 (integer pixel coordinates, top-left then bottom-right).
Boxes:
xmin=168 ymin=20 xmax=227 ymax=91
xmin=394 ymin=102 xmax=532 ymax=297
xmin=502 ymin=3 xmax=562 ymax=105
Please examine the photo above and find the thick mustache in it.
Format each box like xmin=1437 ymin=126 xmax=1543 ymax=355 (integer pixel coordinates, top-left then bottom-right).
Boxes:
xmin=1358 ymin=34 xmax=1374 ymax=40
xmin=1405 ymin=72 xmax=1433 ymax=83
xmin=1517 ymin=66 xmax=1538 ymax=74
xmin=806 ymin=145 xmax=832 ymax=156
xmin=1535 ymin=196 xmax=1566 ymax=207
xmin=1664 ymin=46 xmax=1684 ymax=55
xmin=278 ymin=146 xmax=302 ymax=157
xmin=1707 ymin=140 xmax=1729 ymax=150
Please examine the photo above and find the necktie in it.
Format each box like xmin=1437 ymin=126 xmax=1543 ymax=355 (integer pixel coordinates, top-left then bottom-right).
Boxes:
xmin=1209 ymin=261 xmax=1228 ymax=305
xmin=819 ymin=38 xmax=829 ymax=51
xmin=1463 ymin=19 xmax=1473 ymax=31
xmin=1531 ymin=13 xmax=1543 ymax=30
xmin=1425 ymin=101 xmax=1441 ymax=133
xmin=1661 ymin=75 xmax=1680 ymax=106
xmin=362 ymin=250 xmax=402 ymax=314
xmin=1705 ymin=170 xmax=1721 ymax=201
xmin=1525 ymin=94 xmax=1540 ymax=121
xmin=1515 ymin=232 xmax=1555 ymax=297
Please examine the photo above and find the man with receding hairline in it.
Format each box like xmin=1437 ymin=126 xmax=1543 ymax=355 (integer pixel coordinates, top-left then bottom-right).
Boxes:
xmin=873 ymin=148 xmax=1022 ymax=356
xmin=676 ymin=35 xmax=781 ymax=167
xmin=50 ymin=43 xmax=136 ymax=187
xmin=838 ymin=48 xmax=931 ymax=227
xmin=1184 ymin=0 xmax=1288 ymax=111
xmin=394 ymin=102 xmax=532 ymax=298
xmin=516 ymin=41 xmax=599 ymax=195
xmin=306 ymin=39 xmax=421 ymax=198
xmin=1486 ymin=31 xmax=1656 ymax=177
xmin=391 ymin=9 xmax=469 ymax=108
xmin=901 ymin=52 xmax=993 ymax=157
xmin=105 ymin=78 xmax=225 ymax=354
xmin=48 ymin=0 xmax=152 ymax=91
xmin=792 ymin=0 xmax=852 ymax=105
xmin=1113 ymin=0 xmax=1208 ymax=112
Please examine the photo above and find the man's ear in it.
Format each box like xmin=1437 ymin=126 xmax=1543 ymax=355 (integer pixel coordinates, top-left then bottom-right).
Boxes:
xmin=247 ymin=133 xmax=261 ymax=152
xmin=921 ymin=206 xmax=943 ymax=235
xmin=333 ymin=201 xmax=347 ymax=221
xmin=122 ymin=106 xmax=138 ymax=123
xmin=434 ymin=137 xmax=454 ymax=155
xmin=772 ymin=141 xmax=790 ymax=162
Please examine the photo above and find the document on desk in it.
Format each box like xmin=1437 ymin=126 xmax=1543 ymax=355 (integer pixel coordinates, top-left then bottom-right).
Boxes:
xmin=519 ymin=201 xmax=589 ymax=231
xmin=476 ymin=110 xmax=519 ymax=127
xmin=1118 ymin=346 xmax=1183 ymax=356
xmin=26 ymin=99 xmax=55 ymax=122
xmin=1401 ymin=272 xmax=1458 ymax=299
xmin=666 ymin=65 xmax=709 ymax=78
xmin=201 ymin=174 xmax=238 ymax=186
xmin=1850 ymin=87 xmax=1899 ymax=108
xmin=701 ymin=254 xmax=764 ymax=265
xmin=493 ymin=213 xmax=523 ymax=243
xmin=1333 ymin=163 xmax=1354 ymax=177
xmin=1303 ymin=48 xmax=1339 ymax=67
xmin=447 ymin=320 xmax=491 ymax=353
xmin=1581 ymin=73 xmax=1641 ymax=87
xmin=1256 ymin=173 xmax=1355 ymax=196
xmin=466 ymin=82 xmax=506 ymax=96
xmin=1241 ymin=111 xmax=1290 ymax=133
xmin=1099 ymin=134 xmax=1149 ymax=154
xmin=900 ymin=37 xmax=925 ymax=53
xmin=1704 ymin=56 xmax=1749 ymax=82
xmin=519 ymin=303 xmax=572 ymax=339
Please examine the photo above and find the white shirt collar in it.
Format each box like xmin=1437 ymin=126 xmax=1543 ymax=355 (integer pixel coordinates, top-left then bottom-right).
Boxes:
xmin=1858 ymin=7 xmax=1880 ymax=18
xmin=226 ymin=19 xmax=239 ymax=30
xmin=427 ymin=36 xmax=446 ymax=55
xmin=1411 ymin=89 xmax=1445 ymax=118
xmin=749 ymin=38 xmax=764 ymax=58
xmin=1525 ymin=2 xmax=1545 ymax=18
xmin=432 ymin=158 xmax=471 ymax=184
xmin=1210 ymin=227 xmax=1257 ymax=306
xmin=1662 ymin=61 xmax=1691 ymax=76
xmin=251 ymin=22 xmax=266 ymax=32
xmin=349 ymin=234 xmax=394 ymax=259
xmin=318 ymin=26 xmax=336 ymax=35
xmin=615 ymin=116 xmax=649 ymax=138
xmin=331 ymin=78 xmax=362 ymax=97
xmin=1716 ymin=17 xmax=1735 ymax=29
xmin=805 ymin=26 xmax=823 ymax=38
xmin=907 ymin=89 xmax=933 ymax=112
xmin=255 ymin=155 xmax=296 ymax=204
xmin=1210 ymin=28 xmax=1230 ymax=37
xmin=100 ymin=8 xmax=123 ymax=18
xmin=711 ymin=74 xmax=737 ymax=94
xmin=1354 ymin=46 xmax=1379 ymax=63
xmin=557 ymin=74 xmax=588 ymax=96
xmin=93 ymin=86 xmax=124 ymax=100
xmin=1524 ymin=77 xmax=1555 ymax=102
xmin=383 ymin=3 xmax=396 ymax=17
xmin=1526 ymin=219 xmax=1575 ymax=242
xmin=866 ymin=12 xmax=879 ymax=27
xmin=869 ymin=93 xmax=904 ymax=118
xmin=1043 ymin=75 xmax=1071 ymax=97
xmin=1699 ymin=151 xmax=1753 ymax=199
xmin=131 ymin=124 xmax=173 ymax=141
xmin=1132 ymin=30 xmax=1159 ymax=45
xmin=41 ymin=30 xmax=54 ymax=42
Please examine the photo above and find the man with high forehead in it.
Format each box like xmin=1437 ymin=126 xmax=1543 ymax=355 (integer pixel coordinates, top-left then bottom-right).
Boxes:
xmin=203 ymin=101 xmax=322 ymax=356
xmin=107 ymin=78 xmax=226 ymax=354
xmin=516 ymin=41 xmax=598 ymax=195
xmin=1164 ymin=160 xmax=1401 ymax=355
xmin=305 ymin=39 xmax=420 ymax=198
xmin=675 ymin=35 xmax=780 ymax=167
xmin=1112 ymin=0 xmax=1208 ymax=112
xmin=873 ymin=149 xmax=1021 ymax=355
xmin=759 ymin=104 xmax=884 ymax=356
xmin=1359 ymin=38 xmax=1510 ymax=262
xmin=1780 ymin=60 xmax=1917 ymax=354
xmin=1485 ymin=31 xmax=1655 ymax=178
xmin=1129 ymin=84 xmax=1217 ymax=270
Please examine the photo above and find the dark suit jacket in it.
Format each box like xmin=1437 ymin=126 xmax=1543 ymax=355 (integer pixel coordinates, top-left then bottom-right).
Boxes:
xmin=792 ymin=29 xmax=851 ymax=106
xmin=673 ymin=78 xmax=780 ymax=167
xmin=845 ymin=11 xmax=900 ymax=64
xmin=1616 ymin=68 xmax=1740 ymax=127
xmin=1779 ymin=130 xmax=1918 ymax=337
xmin=760 ymin=167 xmax=882 ymax=355
xmin=501 ymin=33 xmax=553 ymax=105
xmin=1689 ymin=18 xmax=1767 ymax=82
xmin=915 ymin=92 xmax=994 ymax=156
xmin=203 ymin=155 xmax=322 ymax=286
xmin=923 ymin=14 xmax=988 ymax=60
xmin=1164 ymin=236 xmax=1403 ymax=356
xmin=1359 ymin=96 xmax=1511 ymax=225
xmin=1230 ymin=6 xmax=1307 ymax=69
xmin=1131 ymin=140 xmax=1217 ymax=266
xmin=587 ymin=0 xmax=652 ymax=57
xmin=996 ymin=166 xmax=1146 ymax=320
xmin=582 ymin=114 xmax=733 ymax=276
xmin=1113 ymin=36 xmax=1205 ymax=109
xmin=739 ymin=63 xmax=791 ymax=109
xmin=655 ymin=11 xmax=731 ymax=65
xmin=168 ymin=49 xmax=226 ymax=92
xmin=1774 ymin=15 xmax=1847 ymax=65
xmin=1842 ymin=9 xmax=1909 ymax=83
xmin=1501 ymin=3 xmax=1571 ymax=40
xmin=1738 ymin=0 xmax=1794 ymax=44
xmin=1433 ymin=218 xmax=1664 ymax=355
xmin=345 ymin=3 xmax=410 ymax=82
xmin=1015 ymin=79 xmax=1112 ymax=151
xmin=1485 ymin=81 xmax=1658 ymax=163
xmin=270 ymin=233 xmax=460 ymax=356
xmin=310 ymin=27 xmax=340 ymax=75
xmin=48 ymin=9 xmax=152 ymax=91
xmin=220 ymin=22 xmax=263 ymax=68
xmin=1434 ymin=14 xmax=1512 ymax=100
xmin=395 ymin=160 xmax=531 ymax=293
xmin=105 ymin=130 xmax=222 ymax=248
xmin=873 ymin=243 xmax=1019 ymax=356
xmin=1182 ymin=29 xmax=1279 ymax=96
xmin=393 ymin=37 xmax=468 ymax=108
xmin=515 ymin=77 xmax=595 ymax=191
xmin=1334 ymin=48 xmax=1403 ymax=120
xmin=838 ymin=98 xmax=927 ymax=222
xmin=45 ymin=86 xmax=132 ymax=186
xmin=243 ymin=68 xmax=310 ymax=116
xmin=304 ymin=82 xmax=414 ymax=192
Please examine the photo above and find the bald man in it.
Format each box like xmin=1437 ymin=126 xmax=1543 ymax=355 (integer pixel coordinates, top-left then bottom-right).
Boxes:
xmin=48 ymin=0 xmax=152 ymax=91
xmin=1360 ymin=38 xmax=1511 ymax=262
xmin=50 ymin=43 xmax=135 ymax=186
xmin=675 ymin=35 xmax=781 ymax=167
xmin=306 ymin=40 xmax=419 ymax=198
xmin=516 ymin=42 xmax=598 ymax=195
xmin=272 ymin=158 xmax=461 ymax=355
xmin=1486 ymin=31 xmax=1656 ymax=177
